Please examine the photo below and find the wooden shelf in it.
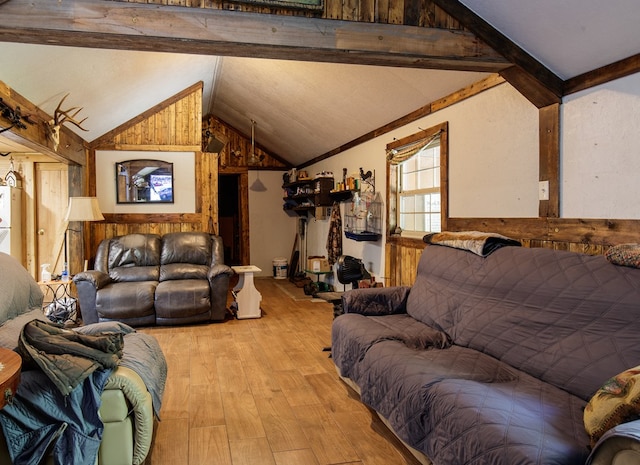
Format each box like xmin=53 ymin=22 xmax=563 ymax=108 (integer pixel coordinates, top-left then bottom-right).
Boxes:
xmin=329 ymin=190 xmax=357 ymax=202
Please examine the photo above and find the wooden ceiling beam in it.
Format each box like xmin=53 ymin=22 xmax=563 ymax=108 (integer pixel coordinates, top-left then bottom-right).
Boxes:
xmin=431 ymin=0 xmax=564 ymax=107
xmin=0 ymin=81 xmax=86 ymax=165
xmin=0 ymin=0 xmax=510 ymax=73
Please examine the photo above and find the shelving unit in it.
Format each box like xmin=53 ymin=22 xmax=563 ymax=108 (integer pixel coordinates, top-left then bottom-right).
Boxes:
xmin=329 ymin=189 xmax=357 ymax=202
xmin=282 ymin=177 xmax=334 ymax=217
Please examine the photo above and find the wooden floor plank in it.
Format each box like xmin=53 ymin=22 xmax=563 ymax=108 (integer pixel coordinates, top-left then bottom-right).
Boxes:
xmin=141 ymin=277 xmax=422 ymax=465
xmin=189 ymin=426 xmax=232 ymax=465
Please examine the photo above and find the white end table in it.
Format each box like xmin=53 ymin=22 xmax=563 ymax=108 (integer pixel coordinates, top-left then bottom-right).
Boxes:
xmin=232 ymin=265 xmax=262 ymax=319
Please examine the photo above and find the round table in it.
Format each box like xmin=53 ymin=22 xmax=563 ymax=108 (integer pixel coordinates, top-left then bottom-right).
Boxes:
xmin=0 ymin=348 xmax=21 ymax=409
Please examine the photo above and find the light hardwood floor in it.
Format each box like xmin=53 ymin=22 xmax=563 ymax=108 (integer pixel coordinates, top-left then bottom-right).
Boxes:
xmin=139 ymin=277 xmax=422 ymax=465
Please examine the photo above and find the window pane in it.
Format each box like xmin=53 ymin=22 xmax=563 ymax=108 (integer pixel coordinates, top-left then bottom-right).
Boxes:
xmin=400 ymin=213 xmax=415 ymax=231
xmin=419 ymin=154 xmax=434 ymax=170
xmin=403 ymin=172 xmax=416 ymax=190
xmin=430 ymin=213 xmax=441 ymax=233
xmin=421 ymin=168 xmax=435 ymax=189
xmin=404 ymin=156 xmax=417 ymax=172
xmin=431 ymin=193 xmax=441 ymax=212
xmin=392 ymin=128 xmax=444 ymax=236
xmin=401 ymin=195 xmax=415 ymax=213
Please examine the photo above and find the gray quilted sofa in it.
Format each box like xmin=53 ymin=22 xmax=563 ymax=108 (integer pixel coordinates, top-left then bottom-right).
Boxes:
xmin=74 ymin=231 xmax=233 ymax=326
xmin=332 ymin=243 xmax=640 ymax=465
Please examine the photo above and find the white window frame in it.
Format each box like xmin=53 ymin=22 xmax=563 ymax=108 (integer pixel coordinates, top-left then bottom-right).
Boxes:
xmin=386 ymin=122 xmax=448 ymax=240
xmin=397 ymin=140 xmax=441 ymax=237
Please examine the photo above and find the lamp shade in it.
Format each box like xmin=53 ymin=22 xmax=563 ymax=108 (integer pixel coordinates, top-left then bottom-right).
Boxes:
xmin=64 ymin=197 xmax=105 ymax=222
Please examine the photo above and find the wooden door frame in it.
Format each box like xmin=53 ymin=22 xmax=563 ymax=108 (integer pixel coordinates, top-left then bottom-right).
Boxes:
xmin=219 ymin=166 xmax=250 ymax=265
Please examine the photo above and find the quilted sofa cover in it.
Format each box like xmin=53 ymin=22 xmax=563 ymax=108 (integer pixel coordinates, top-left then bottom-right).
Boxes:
xmin=332 ymin=244 xmax=640 ymax=465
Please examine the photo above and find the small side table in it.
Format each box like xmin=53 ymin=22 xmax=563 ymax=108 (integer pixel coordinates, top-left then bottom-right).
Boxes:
xmin=38 ymin=279 xmax=78 ymax=325
xmin=231 ymin=265 xmax=262 ymax=319
xmin=0 ymin=348 xmax=21 ymax=409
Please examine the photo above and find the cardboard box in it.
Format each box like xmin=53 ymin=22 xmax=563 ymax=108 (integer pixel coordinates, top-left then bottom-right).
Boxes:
xmin=307 ymin=256 xmax=331 ymax=272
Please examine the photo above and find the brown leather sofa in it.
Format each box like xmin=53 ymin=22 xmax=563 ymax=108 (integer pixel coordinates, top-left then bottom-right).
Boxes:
xmin=74 ymin=231 xmax=233 ymax=326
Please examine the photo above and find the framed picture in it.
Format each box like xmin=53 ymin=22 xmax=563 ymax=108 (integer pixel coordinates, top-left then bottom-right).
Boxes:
xmin=116 ymin=159 xmax=174 ymax=204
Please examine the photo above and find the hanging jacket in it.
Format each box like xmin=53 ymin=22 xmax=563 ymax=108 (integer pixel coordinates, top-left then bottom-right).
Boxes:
xmin=326 ymin=202 xmax=343 ymax=266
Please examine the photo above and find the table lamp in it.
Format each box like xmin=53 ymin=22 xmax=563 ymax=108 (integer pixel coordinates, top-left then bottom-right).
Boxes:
xmin=63 ymin=197 xmax=105 ymax=278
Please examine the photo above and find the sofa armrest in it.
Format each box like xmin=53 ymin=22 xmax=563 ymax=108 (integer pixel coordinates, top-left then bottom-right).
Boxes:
xmin=587 ymin=420 xmax=640 ymax=465
xmin=342 ymin=286 xmax=411 ymax=316
xmin=73 ymin=270 xmax=112 ymax=290
xmin=100 ymin=366 xmax=154 ymax=465
xmin=208 ymin=263 xmax=234 ymax=280
xmin=73 ymin=271 xmax=112 ymax=325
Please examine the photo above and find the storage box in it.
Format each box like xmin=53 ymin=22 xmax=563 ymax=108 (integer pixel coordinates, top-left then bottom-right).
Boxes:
xmin=307 ymin=256 xmax=331 ymax=272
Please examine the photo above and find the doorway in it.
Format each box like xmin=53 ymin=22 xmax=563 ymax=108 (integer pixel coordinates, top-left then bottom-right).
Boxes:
xmin=36 ymin=162 xmax=69 ymax=277
xmin=218 ymin=174 xmax=242 ymax=265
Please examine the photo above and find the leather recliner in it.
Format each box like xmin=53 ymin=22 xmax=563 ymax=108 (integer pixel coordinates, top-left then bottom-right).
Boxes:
xmin=74 ymin=231 xmax=233 ymax=326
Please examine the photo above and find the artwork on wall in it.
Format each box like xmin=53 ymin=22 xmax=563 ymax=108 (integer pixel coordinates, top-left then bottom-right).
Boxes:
xmin=116 ymin=159 xmax=174 ymax=204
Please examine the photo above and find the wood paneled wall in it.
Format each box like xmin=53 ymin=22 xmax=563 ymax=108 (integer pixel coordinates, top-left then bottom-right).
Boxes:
xmin=84 ymin=82 xmax=212 ymax=268
xmin=128 ymin=0 xmax=464 ymax=29
xmin=202 ymin=115 xmax=288 ymax=170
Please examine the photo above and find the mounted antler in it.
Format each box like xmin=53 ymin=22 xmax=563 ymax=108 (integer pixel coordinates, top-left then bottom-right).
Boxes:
xmin=47 ymin=93 xmax=88 ymax=151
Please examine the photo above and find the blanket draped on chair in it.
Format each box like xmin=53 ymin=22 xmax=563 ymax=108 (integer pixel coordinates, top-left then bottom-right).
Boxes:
xmin=423 ymin=230 xmax=521 ymax=257
xmin=0 ymin=319 xmax=124 ymax=465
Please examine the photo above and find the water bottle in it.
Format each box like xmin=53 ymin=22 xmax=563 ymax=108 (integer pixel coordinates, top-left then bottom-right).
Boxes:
xmin=61 ymin=263 xmax=70 ymax=282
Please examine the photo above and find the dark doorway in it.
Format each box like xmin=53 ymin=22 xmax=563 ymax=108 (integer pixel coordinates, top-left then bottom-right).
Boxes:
xmin=218 ymin=174 xmax=241 ymax=265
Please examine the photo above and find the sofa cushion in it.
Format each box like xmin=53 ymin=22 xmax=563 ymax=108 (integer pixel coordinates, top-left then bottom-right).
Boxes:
xmin=354 ymin=340 xmax=590 ymax=465
xmin=584 ymin=365 xmax=640 ymax=447
xmin=96 ymin=281 xmax=157 ymax=320
xmin=161 ymin=232 xmax=211 ymax=266
xmin=332 ymin=313 xmax=450 ymax=380
xmin=106 ymin=234 xmax=161 ymax=282
xmin=155 ymin=280 xmax=211 ymax=319
xmin=159 ymin=263 xmax=209 ymax=282
xmin=407 ymin=245 xmax=640 ymax=401
xmin=415 ymin=376 xmax=590 ymax=465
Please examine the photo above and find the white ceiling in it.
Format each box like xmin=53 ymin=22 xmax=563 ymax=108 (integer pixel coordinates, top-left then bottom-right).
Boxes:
xmin=460 ymin=0 xmax=640 ymax=80
xmin=1 ymin=2 xmax=639 ymax=165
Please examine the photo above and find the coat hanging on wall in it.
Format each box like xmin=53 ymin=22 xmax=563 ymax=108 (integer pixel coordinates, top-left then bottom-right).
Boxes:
xmin=326 ymin=202 xmax=342 ymax=266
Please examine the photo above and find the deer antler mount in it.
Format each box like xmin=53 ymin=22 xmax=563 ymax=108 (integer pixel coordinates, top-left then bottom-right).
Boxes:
xmin=47 ymin=93 xmax=88 ymax=151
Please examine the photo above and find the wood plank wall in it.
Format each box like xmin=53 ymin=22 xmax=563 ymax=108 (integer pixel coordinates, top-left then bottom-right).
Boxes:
xmin=82 ymin=84 xmax=286 ymax=268
xmin=84 ymin=82 xmax=209 ymax=268
xmin=124 ymin=0 xmax=463 ymax=29
xmin=203 ymin=115 xmax=289 ymax=170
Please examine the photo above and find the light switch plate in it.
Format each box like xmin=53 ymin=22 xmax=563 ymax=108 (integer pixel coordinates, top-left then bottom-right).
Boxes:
xmin=538 ymin=180 xmax=549 ymax=201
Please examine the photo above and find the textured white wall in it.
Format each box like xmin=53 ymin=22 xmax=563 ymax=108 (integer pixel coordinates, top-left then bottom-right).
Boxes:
xmin=248 ymin=170 xmax=297 ymax=276
xmin=301 ymin=82 xmax=539 ymax=284
xmin=445 ymin=84 xmax=539 ymax=217
xmin=562 ymin=73 xmax=640 ymax=218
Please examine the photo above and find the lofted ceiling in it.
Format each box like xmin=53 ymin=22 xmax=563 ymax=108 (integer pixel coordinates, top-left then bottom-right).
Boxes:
xmin=1 ymin=1 xmax=639 ymax=166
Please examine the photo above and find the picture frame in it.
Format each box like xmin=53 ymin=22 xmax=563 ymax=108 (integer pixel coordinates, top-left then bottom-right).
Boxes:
xmin=116 ymin=159 xmax=174 ymax=204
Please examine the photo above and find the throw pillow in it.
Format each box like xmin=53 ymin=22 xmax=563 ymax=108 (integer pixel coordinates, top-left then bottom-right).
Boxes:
xmin=605 ymin=243 xmax=640 ymax=268
xmin=584 ymin=365 xmax=640 ymax=448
